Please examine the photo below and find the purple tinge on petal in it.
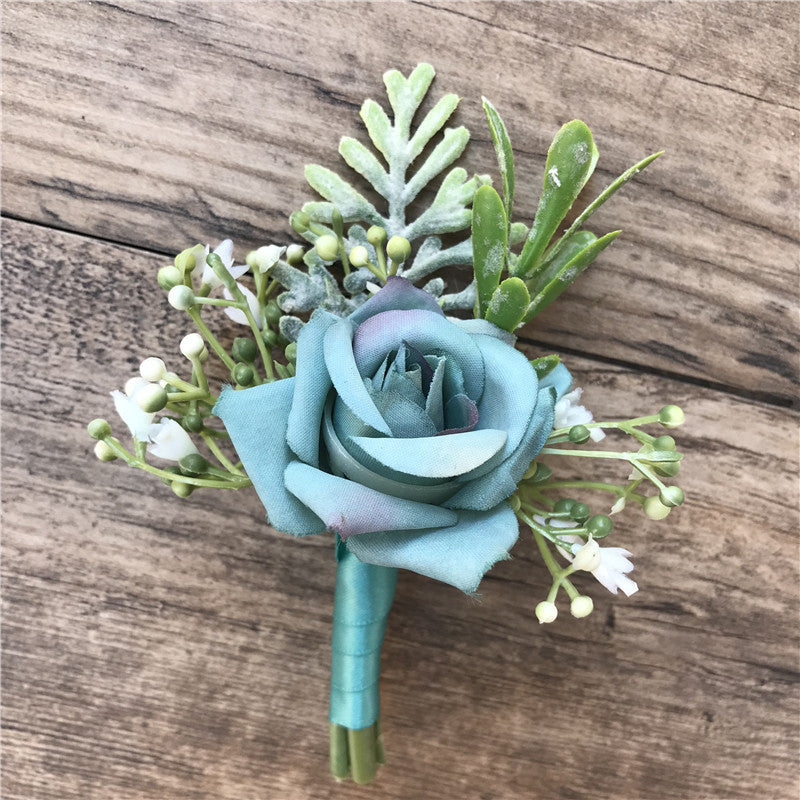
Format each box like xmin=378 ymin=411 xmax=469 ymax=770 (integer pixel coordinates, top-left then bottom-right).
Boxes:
xmin=436 ymin=393 xmax=479 ymax=435
xmin=402 ymin=340 xmax=436 ymax=394
xmin=348 ymin=276 xmax=445 ymax=325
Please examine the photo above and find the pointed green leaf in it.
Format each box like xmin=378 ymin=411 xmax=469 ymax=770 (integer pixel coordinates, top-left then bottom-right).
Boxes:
xmin=482 ymin=97 xmax=515 ymax=224
xmin=409 ymin=94 xmax=460 ymax=162
xmin=403 ymin=126 xmax=470 ymax=203
xmin=527 ymin=230 xmax=597 ymax=297
xmin=485 ymin=277 xmax=530 ymax=332
xmin=472 ymin=185 xmax=507 ymax=318
xmin=384 ymin=63 xmax=435 ymax=133
xmin=360 ymin=99 xmax=394 ymax=162
xmin=523 ymin=230 xmax=620 ymax=322
xmin=513 ymin=120 xmax=599 ymax=279
xmin=541 ymin=151 xmax=663 ymax=266
xmin=530 ymin=354 xmax=561 ymax=381
xmin=339 ymin=137 xmax=391 ymax=197
xmin=304 ymin=164 xmax=383 ymax=225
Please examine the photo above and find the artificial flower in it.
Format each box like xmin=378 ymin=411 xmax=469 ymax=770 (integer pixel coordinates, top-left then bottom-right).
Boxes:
xmin=200 ymin=239 xmax=248 ymax=289
xmin=147 ymin=419 xmax=199 ymax=461
xmin=110 ymin=377 xmax=154 ymax=440
xmin=223 ymin=282 xmax=262 ymax=327
xmin=553 ymin=387 xmax=605 ymax=442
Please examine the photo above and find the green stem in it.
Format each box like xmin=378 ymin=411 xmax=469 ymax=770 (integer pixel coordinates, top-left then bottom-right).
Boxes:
xmin=188 ymin=308 xmax=236 ymax=371
xmin=201 ymin=431 xmax=244 ymax=475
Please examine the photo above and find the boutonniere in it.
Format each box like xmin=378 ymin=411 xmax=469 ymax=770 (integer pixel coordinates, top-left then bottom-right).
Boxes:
xmin=87 ymin=64 xmax=684 ymax=784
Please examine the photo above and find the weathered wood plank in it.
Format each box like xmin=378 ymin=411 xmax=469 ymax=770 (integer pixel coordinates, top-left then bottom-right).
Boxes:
xmin=2 ymin=1 xmax=798 ymax=402
xmin=2 ymin=219 xmax=798 ymax=799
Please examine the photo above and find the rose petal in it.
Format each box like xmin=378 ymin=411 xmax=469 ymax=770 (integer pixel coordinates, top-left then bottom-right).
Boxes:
xmin=214 ymin=381 xmax=326 ymax=536
xmin=286 ymin=309 xmax=338 ymax=467
xmin=447 ymin=317 xmax=517 ymax=346
xmin=539 ymin=361 xmax=573 ymax=400
xmin=284 ymin=462 xmax=458 ymax=539
xmin=349 ymin=428 xmax=507 ymax=479
xmin=324 ymin=318 xmax=392 ymax=436
xmin=345 ymin=503 xmax=519 ymax=594
xmin=348 ymin=275 xmax=445 ymax=325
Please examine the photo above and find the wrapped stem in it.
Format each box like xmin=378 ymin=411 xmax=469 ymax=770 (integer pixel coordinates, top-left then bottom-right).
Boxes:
xmin=329 ymin=541 xmax=398 ymax=783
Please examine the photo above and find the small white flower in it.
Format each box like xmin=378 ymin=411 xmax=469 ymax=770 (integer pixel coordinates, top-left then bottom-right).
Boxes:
xmin=553 ymin=387 xmax=605 ymax=442
xmin=571 ymin=535 xmax=602 ymax=572
xmin=111 ymin=378 xmax=154 ymax=440
xmin=223 ymin=282 xmax=262 ymax=328
xmin=201 ymin=239 xmax=249 ymax=289
xmin=253 ymin=244 xmax=286 ymax=274
xmin=146 ymin=419 xmax=199 ymax=461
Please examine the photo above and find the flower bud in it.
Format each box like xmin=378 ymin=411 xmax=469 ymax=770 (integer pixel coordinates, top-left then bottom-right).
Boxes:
xmin=87 ymin=418 xmax=111 ymax=440
xmin=232 ymin=336 xmax=258 ymax=363
xmin=348 ymin=245 xmax=370 ymax=268
xmin=246 ymin=250 xmax=259 ymax=269
xmin=284 ymin=342 xmax=298 ymax=363
xmin=286 ymin=244 xmax=305 ymax=266
xmin=643 ymin=495 xmax=671 ymax=520
xmin=179 ymin=453 xmax=209 ymax=477
xmin=290 ymin=211 xmax=310 ymax=234
xmin=507 ymin=493 xmax=521 ymax=513
xmin=569 ymin=502 xmax=591 ymax=523
xmin=94 ymin=440 xmax=117 ymax=461
xmin=168 ymin=285 xmax=195 ymax=310
xmin=653 ymin=435 xmax=676 ymax=450
xmin=658 ymin=404 xmax=685 ymax=428
xmin=265 ymin=300 xmax=282 ymax=326
xmin=610 ymin=496 xmax=627 ymax=515
xmin=659 ymin=486 xmax=685 ymax=507
xmin=553 ymin=497 xmax=576 ymax=515
xmin=184 ymin=413 xmax=204 ymax=433
xmin=529 ymin=463 xmax=552 ymax=484
xmin=174 ymin=247 xmax=197 ymax=273
xmin=570 ymin=595 xmax=594 ymax=618
xmin=535 ymin=601 xmax=558 ymax=624
xmin=572 ymin=536 xmax=602 ymax=572
xmin=139 ymin=357 xmax=166 ymax=382
xmin=171 ymin=481 xmax=194 ymax=498
xmin=157 ymin=265 xmax=183 ymax=290
xmin=136 ymin=384 xmax=168 ymax=413
xmin=386 ymin=236 xmax=411 ymax=263
xmin=366 ymin=225 xmax=387 ymax=246
xmin=233 ymin=363 xmax=255 ymax=386
xmin=262 ymin=328 xmax=279 ymax=348
xmin=522 ymin=461 xmax=539 ymax=481
xmin=253 ymin=245 xmax=285 ymax=274
xmin=180 ymin=333 xmax=205 ymax=360
xmin=314 ymin=234 xmax=340 ymax=262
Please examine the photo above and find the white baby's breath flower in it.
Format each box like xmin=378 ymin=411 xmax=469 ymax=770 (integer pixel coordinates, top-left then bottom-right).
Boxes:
xmin=147 ymin=419 xmax=199 ymax=461
xmin=200 ymin=239 xmax=249 ymax=289
xmin=111 ymin=378 xmax=155 ymax=440
xmin=253 ymin=244 xmax=286 ymax=274
xmin=223 ymin=282 xmax=262 ymax=328
xmin=553 ymin=387 xmax=605 ymax=442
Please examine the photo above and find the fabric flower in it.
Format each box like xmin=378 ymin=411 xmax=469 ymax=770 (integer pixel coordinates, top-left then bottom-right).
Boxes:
xmin=553 ymin=387 xmax=605 ymax=442
xmin=147 ymin=419 xmax=199 ymax=461
xmin=223 ymin=282 xmax=262 ymax=327
xmin=200 ymin=239 xmax=249 ymax=289
xmin=215 ymin=277 xmax=569 ymax=593
xmin=111 ymin=377 xmax=154 ymax=440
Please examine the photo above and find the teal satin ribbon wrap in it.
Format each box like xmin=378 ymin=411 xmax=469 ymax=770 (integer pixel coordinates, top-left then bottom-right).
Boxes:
xmin=330 ymin=540 xmax=398 ymax=730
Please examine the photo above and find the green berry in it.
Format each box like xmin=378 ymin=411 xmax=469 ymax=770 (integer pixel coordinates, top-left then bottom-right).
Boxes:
xmin=171 ymin=481 xmax=194 ymax=498
xmin=553 ymin=497 xmax=576 ymax=515
xmin=570 ymin=502 xmax=591 ymax=523
xmin=232 ymin=337 xmax=258 ymax=363
xmin=314 ymin=234 xmax=340 ymax=262
xmin=183 ymin=414 xmax=204 ymax=433
xmin=659 ymin=486 xmax=685 ymax=507
xmin=179 ymin=453 xmax=209 ymax=477
xmin=643 ymin=495 xmax=671 ymax=520
xmin=87 ymin=418 xmax=111 ymax=440
xmin=366 ymin=225 xmax=387 ymax=246
xmin=284 ymin=342 xmax=298 ymax=362
xmin=265 ymin=300 xmax=282 ymax=326
xmin=160 ymin=465 xmax=181 ymax=485
xmin=658 ymin=405 xmax=685 ymax=428
xmin=233 ymin=363 xmax=255 ymax=387
xmin=586 ymin=514 xmax=613 ymax=538
xmin=262 ymin=328 xmax=279 ymax=348
xmin=386 ymin=236 xmax=411 ymax=263
xmin=568 ymin=424 xmax=591 ymax=444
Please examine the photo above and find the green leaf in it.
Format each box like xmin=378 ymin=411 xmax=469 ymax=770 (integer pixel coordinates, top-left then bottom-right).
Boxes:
xmin=403 ymin=126 xmax=469 ymax=203
xmin=384 ymin=63 xmax=435 ymax=133
xmin=526 ymin=230 xmax=597 ymax=297
xmin=472 ymin=185 xmax=507 ymax=318
xmin=485 ymin=277 xmax=530 ymax=332
xmin=523 ymin=230 xmax=620 ymax=322
xmin=513 ymin=120 xmax=599 ymax=279
xmin=409 ymin=94 xmax=460 ymax=162
xmin=542 ymin=151 xmax=663 ymax=267
xmin=360 ymin=99 xmax=395 ymax=162
xmin=339 ymin=137 xmax=391 ymax=197
xmin=304 ymin=164 xmax=382 ymax=224
xmin=482 ymin=97 xmax=515 ymax=225
xmin=529 ymin=354 xmax=561 ymax=381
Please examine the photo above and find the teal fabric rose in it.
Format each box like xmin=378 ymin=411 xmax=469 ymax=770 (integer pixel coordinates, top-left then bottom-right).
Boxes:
xmin=215 ymin=276 xmax=567 ymax=594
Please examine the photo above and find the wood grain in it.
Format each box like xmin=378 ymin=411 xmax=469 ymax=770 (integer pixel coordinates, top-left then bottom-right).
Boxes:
xmin=2 ymin=218 xmax=798 ymax=799
xmin=2 ymin=1 xmax=798 ymax=403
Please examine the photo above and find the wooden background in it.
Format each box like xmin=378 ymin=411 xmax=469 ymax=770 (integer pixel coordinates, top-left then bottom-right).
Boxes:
xmin=2 ymin=2 xmax=798 ymax=798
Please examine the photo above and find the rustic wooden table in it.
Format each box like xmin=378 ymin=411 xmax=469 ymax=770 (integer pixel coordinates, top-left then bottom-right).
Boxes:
xmin=3 ymin=2 xmax=798 ymax=798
